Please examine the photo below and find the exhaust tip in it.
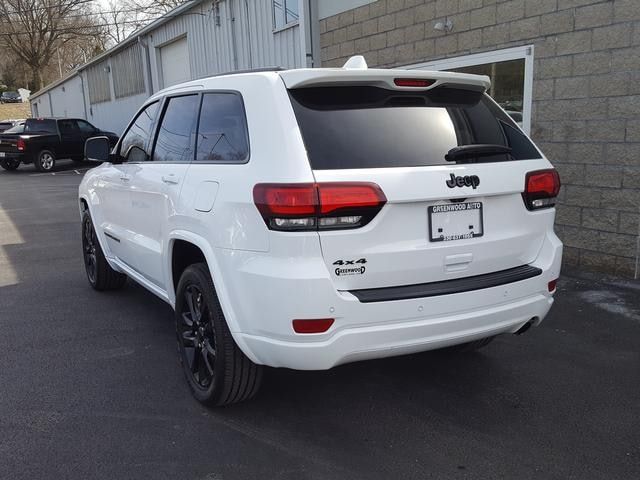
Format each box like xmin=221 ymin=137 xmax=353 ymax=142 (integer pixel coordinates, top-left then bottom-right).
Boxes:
xmin=515 ymin=318 xmax=536 ymax=335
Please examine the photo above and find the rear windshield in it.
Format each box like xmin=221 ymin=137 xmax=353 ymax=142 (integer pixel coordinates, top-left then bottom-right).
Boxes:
xmin=289 ymin=86 xmax=541 ymax=170
xmin=24 ymin=119 xmax=57 ymax=134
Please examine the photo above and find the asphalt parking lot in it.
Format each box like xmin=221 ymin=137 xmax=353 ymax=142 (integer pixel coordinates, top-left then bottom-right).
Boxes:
xmin=0 ymin=163 xmax=639 ymax=480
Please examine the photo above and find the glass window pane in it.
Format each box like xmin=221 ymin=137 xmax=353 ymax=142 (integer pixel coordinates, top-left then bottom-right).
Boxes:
xmin=285 ymin=0 xmax=299 ymax=23
xmin=448 ymin=59 xmax=525 ymax=125
xmin=273 ymin=0 xmax=286 ymax=29
xmin=153 ymin=95 xmax=199 ymax=163
xmin=120 ymin=101 xmax=159 ymax=161
xmin=196 ymin=93 xmax=249 ymax=163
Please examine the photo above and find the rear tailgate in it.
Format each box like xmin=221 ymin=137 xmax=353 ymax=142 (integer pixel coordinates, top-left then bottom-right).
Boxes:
xmin=0 ymin=134 xmax=21 ymax=156
xmin=284 ymin=70 xmax=555 ymax=292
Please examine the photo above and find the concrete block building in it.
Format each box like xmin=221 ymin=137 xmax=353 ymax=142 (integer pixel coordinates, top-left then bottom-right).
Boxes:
xmin=317 ymin=0 xmax=640 ymax=278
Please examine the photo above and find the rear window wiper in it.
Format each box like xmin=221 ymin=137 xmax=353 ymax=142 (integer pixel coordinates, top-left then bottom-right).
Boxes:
xmin=445 ymin=144 xmax=513 ymax=162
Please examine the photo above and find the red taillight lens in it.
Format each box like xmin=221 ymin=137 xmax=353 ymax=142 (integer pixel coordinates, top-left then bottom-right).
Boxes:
xmin=16 ymin=138 xmax=25 ymax=151
xmin=253 ymin=182 xmax=386 ymax=231
xmin=394 ymin=78 xmax=436 ymax=87
xmin=523 ymin=169 xmax=561 ymax=210
xmin=548 ymin=279 xmax=557 ymax=293
xmin=292 ymin=318 xmax=334 ymax=334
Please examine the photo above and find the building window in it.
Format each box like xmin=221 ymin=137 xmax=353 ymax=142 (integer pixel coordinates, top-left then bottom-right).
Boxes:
xmin=401 ymin=46 xmax=534 ymax=135
xmin=86 ymin=61 xmax=112 ymax=105
xmin=273 ymin=0 xmax=298 ymax=30
xmin=112 ymin=44 xmax=146 ymax=99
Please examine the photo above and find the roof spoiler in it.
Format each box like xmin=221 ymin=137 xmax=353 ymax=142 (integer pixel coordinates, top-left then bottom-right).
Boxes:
xmin=280 ymin=56 xmax=490 ymax=92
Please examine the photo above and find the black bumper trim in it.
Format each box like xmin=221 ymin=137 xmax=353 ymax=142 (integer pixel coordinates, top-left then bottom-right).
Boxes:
xmin=349 ymin=265 xmax=543 ymax=303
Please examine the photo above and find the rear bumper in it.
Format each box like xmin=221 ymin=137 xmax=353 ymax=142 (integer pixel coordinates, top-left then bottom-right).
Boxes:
xmin=0 ymin=152 xmax=24 ymax=162
xmin=222 ymin=231 xmax=562 ymax=370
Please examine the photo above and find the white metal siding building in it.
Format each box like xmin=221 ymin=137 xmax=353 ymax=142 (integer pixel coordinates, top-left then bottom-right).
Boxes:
xmin=31 ymin=0 xmax=313 ymax=134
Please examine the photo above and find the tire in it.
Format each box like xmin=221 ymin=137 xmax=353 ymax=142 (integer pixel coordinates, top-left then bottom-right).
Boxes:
xmin=175 ymin=263 xmax=263 ymax=406
xmin=0 ymin=159 xmax=20 ymax=171
xmin=34 ymin=149 xmax=56 ymax=172
xmin=445 ymin=336 xmax=496 ymax=353
xmin=81 ymin=210 xmax=127 ymax=291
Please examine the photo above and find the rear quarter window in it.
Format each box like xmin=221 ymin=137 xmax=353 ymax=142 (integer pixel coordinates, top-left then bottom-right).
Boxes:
xmin=289 ymin=86 xmax=541 ymax=170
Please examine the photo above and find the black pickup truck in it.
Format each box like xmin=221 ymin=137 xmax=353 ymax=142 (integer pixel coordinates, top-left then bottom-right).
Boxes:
xmin=0 ymin=118 xmax=118 ymax=172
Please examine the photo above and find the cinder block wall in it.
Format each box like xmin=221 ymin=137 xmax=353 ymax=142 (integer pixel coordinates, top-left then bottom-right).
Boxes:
xmin=319 ymin=0 xmax=640 ymax=278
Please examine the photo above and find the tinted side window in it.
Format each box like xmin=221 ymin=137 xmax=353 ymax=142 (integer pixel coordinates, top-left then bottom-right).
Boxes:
xmin=119 ymin=101 xmax=159 ymax=161
xmin=152 ymin=95 xmax=199 ymax=163
xmin=76 ymin=120 xmax=97 ymax=134
xmin=195 ymin=93 xmax=249 ymax=163
xmin=58 ymin=120 xmax=78 ymax=135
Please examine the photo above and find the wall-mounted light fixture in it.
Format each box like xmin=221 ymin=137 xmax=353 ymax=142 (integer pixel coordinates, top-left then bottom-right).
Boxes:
xmin=104 ymin=65 xmax=111 ymax=73
xmin=434 ymin=18 xmax=453 ymax=33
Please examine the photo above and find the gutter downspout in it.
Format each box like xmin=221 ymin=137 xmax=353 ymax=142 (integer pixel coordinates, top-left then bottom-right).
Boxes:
xmin=138 ymin=35 xmax=154 ymax=95
xmin=79 ymin=72 xmax=88 ymax=119
xmin=244 ymin=0 xmax=253 ymax=69
xmin=47 ymin=92 xmax=54 ymax=117
xmin=229 ymin=0 xmax=239 ymax=70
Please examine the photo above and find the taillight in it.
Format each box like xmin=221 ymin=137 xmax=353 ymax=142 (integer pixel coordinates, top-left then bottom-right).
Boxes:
xmin=253 ymin=182 xmax=386 ymax=231
xmin=16 ymin=138 xmax=25 ymax=151
xmin=394 ymin=78 xmax=435 ymax=87
xmin=523 ymin=169 xmax=561 ymax=210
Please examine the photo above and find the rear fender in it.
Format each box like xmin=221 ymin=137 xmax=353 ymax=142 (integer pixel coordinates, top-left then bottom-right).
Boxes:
xmin=168 ymin=230 xmax=260 ymax=364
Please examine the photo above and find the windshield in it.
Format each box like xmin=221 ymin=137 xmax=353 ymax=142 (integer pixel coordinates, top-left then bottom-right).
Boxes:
xmin=289 ymin=86 xmax=541 ymax=170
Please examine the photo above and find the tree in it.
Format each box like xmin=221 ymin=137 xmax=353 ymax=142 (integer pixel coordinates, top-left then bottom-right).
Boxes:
xmin=0 ymin=0 xmax=101 ymax=91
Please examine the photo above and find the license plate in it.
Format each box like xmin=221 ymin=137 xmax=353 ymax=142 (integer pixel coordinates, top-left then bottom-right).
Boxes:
xmin=0 ymin=152 xmax=5 ymax=158
xmin=428 ymin=202 xmax=483 ymax=242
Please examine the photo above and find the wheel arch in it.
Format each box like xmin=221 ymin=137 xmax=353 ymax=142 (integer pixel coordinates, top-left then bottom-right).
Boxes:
xmin=167 ymin=231 xmax=259 ymax=363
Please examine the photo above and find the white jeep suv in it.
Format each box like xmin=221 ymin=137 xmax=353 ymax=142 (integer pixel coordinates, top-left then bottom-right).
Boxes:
xmin=80 ymin=58 xmax=562 ymax=406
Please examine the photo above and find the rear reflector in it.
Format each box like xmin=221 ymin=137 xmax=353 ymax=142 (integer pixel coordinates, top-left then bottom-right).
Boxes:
xmin=394 ymin=78 xmax=436 ymax=87
xmin=292 ymin=318 xmax=335 ymax=334
xmin=523 ymin=169 xmax=561 ymax=210
xmin=548 ymin=279 xmax=557 ymax=292
xmin=254 ymin=182 xmax=386 ymax=231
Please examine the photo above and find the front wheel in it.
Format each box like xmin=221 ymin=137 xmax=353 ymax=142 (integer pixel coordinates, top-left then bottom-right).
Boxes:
xmin=34 ymin=150 xmax=56 ymax=172
xmin=0 ymin=158 xmax=20 ymax=171
xmin=82 ymin=210 xmax=127 ymax=290
xmin=175 ymin=263 xmax=263 ymax=406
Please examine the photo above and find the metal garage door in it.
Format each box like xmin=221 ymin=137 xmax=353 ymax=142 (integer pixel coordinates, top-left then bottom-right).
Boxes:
xmin=160 ymin=37 xmax=191 ymax=88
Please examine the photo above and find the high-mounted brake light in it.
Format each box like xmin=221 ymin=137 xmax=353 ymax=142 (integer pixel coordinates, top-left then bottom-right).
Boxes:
xmin=253 ymin=182 xmax=386 ymax=231
xmin=394 ymin=78 xmax=436 ymax=87
xmin=292 ymin=318 xmax=335 ymax=334
xmin=523 ymin=169 xmax=561 ymax=210
xmin=16 ymin=138 xmax=25 ymax=151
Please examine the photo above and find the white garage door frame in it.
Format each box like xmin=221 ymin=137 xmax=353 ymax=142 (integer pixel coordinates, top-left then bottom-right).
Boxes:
xmin=159 ymin=35 xmax=191 ymax=89
xmin=400 ymin=45 xmax=535 ymax=135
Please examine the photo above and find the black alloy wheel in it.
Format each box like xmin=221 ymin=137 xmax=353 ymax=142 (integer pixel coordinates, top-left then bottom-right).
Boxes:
xmin=0 ymin=159 xmax=20 ymax=171
xmin=178 ymin=284 xmax=217 ymax=389
xmin=82 ymin=214 xmax=98 ymax=285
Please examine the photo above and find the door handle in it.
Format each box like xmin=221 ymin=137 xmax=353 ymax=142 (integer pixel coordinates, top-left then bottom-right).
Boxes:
xmin=162 ymin=174 xmax=179 ymax=185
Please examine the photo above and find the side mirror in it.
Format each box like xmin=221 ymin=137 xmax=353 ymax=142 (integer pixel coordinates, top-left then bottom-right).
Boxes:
xmin=85 ymin=136 xmax=113 ymax=163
